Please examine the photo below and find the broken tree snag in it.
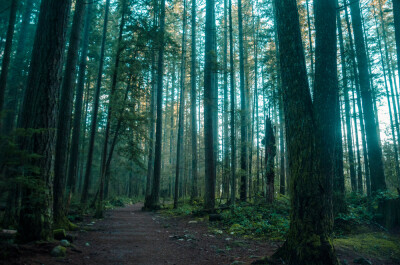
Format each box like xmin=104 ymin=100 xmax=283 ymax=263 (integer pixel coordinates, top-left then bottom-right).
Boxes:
xmin=265 ymin=116 xmax=276 ymax=204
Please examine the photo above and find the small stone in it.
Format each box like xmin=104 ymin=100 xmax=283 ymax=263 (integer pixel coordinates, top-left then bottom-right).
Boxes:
xmin=225 ymin=237 xmax=232 ymax=241
xmin=188 ymin=221 xmax=198 ymax=224
xmin=60 ymin=240 xmax=70 ymax=247
xmin=85 ymin=242 xmax=90 ymax=247
xmin=50 ymin=246 xmax=66 ymax=257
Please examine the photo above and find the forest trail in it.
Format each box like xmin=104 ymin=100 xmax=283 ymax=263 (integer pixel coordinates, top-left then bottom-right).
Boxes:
xmin=12 ymin=203 xmax=276 ymax=265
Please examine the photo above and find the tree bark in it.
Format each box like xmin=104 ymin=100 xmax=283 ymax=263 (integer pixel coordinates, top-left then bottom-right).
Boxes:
xmin=53 ymin=0 xmax=86 ymax=227
xmin=66 ymin=0 xmax=93 ymax=209
xmin=272 ymin=0 xmax=338 ymax=263
xmin=81 ymin=0 xmax=111 ymax=205
xmin=95 ymin=0 xmax=128 ymax=218
xmin=337 ymin=3 xmax=353 ymax=195
xmin=17 ymin=0 xmax=71 ymax=242
xmin=190 ymin=0 xmax=198 ymax=201
xmin=145 ymin=0 xmax=166 ymax=210
xmin=265 ymin=117 xmax=275 ymax=203
xmin=204 ymin=0 xmax=216 ymax=211
xmin=174 ymin=0 xmax=187 ymax=209
xmin=313 ymin=0 xmax=338 ymax=230
xmin=349 ymin=0 xmax=386 ymax=192
xmin=238 ymin=0 xmax=247 ymax=202
xmin=229 ymin=0 xmax=236 ymax=207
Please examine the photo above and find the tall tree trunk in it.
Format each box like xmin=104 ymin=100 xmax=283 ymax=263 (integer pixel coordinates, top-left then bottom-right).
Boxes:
xmin=272 ymin=0 xmax=284 ymax=196
xmin=272 ymin=0 xmax=338 ymax=263
xmin=174 ymin=0 xmax=187 ymax=209
xmin=313 ymin=0 xmax=338 ymax=230
xmin=238 ymin=0 xmax=247 ymax=202
xmin=0 ymin=0 xmax=18 ymax=117
xmin=336 ymin=3 xmax=349 ymax=208
xmin=95 ymin=0 xmax=128 ymax=218
xmin=81 ymin=0 xmax=111 ymax=205
xmin=145 ymin=0 xmax=159 ymax=199
xmin=229 ymin=0 xmax=236 ymax=207
xmin=204 ymin=0 xmax=216 ymax=211
xmin=53 ymin=0 xmax=86 ymax=227
xmin=222 ymin=0 xmax=229 ymax=201
xmin=66 ymin=1 xmax=93 ymax=210
xmin=344 ymin=2 xmax=362 ymax=193
xmin=349 ymin=0 xmax=386 ymax=192
xmin=190 ymin=0 xmax=198 ymax=201
xmin=146 ymin=0 xmax=166 ymax=209
xmin=17 ymin=0 xmax=72 ymax=242
xmin=337 ymin=4 xmax=354 ymax=195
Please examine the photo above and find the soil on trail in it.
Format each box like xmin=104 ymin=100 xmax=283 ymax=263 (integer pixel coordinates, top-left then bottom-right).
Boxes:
xmin=6 ymin=203 xmax=276 ymax=265
xmin=4 ymin=203 xmax=398 ymax=265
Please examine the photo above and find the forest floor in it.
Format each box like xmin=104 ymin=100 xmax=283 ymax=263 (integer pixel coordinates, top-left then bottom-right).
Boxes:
xmin=2 ymin=202 xmax=399 ymax=265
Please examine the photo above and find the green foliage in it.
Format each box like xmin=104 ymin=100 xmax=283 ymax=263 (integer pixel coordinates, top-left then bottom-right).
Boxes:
xmin=220 ymin=196 xmax=290 ymax=240
xmin=334 ymin=191 xmax=399 ymax=234
xmin=334 ymin=232 xmax=400 ymax=261
xmin=163 ymin=203 xmax=202 ymax=217
xmin=104 ymin=196 xmax=139 ymax=210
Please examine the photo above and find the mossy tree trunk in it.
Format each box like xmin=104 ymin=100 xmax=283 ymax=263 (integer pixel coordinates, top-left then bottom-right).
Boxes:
xmin=272 ymin=0 xmax=339 ymax=263
xmin=17 ymin=0 xmax=72 ymax=242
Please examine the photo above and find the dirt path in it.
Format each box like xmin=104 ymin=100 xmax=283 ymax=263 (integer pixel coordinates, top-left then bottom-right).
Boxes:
xmin=7 ymin=203 xmax=397 ymax=265
xmin=9 ymin=203 xmax=276 ymax=265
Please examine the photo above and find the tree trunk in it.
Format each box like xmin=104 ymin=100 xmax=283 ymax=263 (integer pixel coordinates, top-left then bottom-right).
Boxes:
xmin=174 ymin=0 xmax=187 ymax=209
xmin=95 ymin=0 xmax=128 ymax=218
xmin=334 ymin=4 xmax=356 ymax=196
xmin=66 ymin=0 xmax=93 ymax=210
xmin=17 ymin=0 xmax=71 ymax=242
xmin=145 ymin=0 xmax=166 ymax=210
xmin=229 ymin=0 xmax=236 ymax=207
xmin=349 ymin=0 xmax=386 ymax=192
xmin=145 ymin=0 xmax=159 ymax=199
xmin=265 ymin=117 xmax=276 ymax=204
xmin=272 ymin=0 xmax=338 ymax=263
xmin=190 ymin=0 xmax=198 ymax=201
xmin=204 ymin=0 xmax=216 ymax=211
xmin=222 ymin=0 xmax=229 ymax=201
xmin=81 ymin=0 xmax=111 ymax=205
xmin=313 ymin=0 xmax=338 ymax=231
xmin=238 ymin=0 xmax=247 ymax=202
xmin=53 ymin=0 xmax=86 ymax=227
